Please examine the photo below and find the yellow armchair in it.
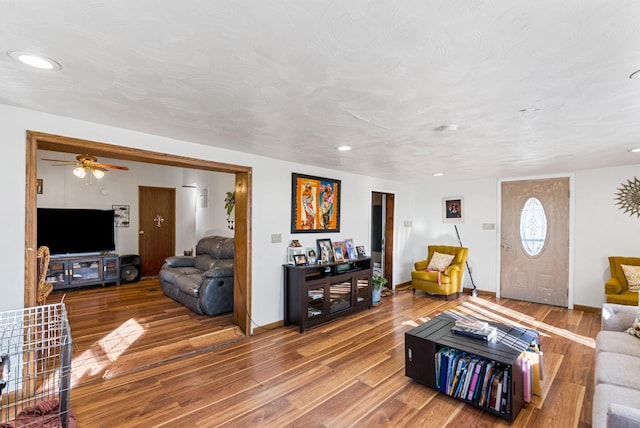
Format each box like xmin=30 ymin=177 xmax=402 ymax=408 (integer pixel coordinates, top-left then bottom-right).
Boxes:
xmin=606 ymin=256 xmax=640 ymax=305
xmin=411 ymin=245 xmax=468 ymax=300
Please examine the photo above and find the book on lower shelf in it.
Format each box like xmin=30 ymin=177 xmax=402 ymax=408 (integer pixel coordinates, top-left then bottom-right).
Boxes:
xmin=434 ymin=347 xmax=510 ymax=414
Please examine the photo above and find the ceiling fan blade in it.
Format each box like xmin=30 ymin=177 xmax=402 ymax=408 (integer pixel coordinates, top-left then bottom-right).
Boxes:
xmin=96 ymin=163 xmax=129 ymax=171
xmin=41 ymin=158 xmax=77 ymax=163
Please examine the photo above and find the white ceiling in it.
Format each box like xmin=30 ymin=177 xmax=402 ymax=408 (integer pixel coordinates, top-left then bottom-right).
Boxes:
xmin=2 ymin=0 xmax=640 ymax=183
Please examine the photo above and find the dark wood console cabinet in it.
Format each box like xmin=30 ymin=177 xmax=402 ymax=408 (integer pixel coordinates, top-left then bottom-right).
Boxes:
xmin=283 ymin=257 xmax=372 ymax=333
xmin=405 ymin=314 xmax=539 ymax=421
xmin=46 ymin=254 xmax=120 ymax=290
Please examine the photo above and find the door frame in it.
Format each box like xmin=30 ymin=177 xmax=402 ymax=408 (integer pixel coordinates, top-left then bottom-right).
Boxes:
xmin=371 ymin=190 xmax=395 ymax=288
xmin=496 ymin=174 xmax=575 ymax=309
xmin=24 ymin=131 xmax=252 ymax=334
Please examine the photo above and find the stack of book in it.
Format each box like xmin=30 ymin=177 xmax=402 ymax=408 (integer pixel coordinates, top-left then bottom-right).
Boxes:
xmin=450 ymin=318 xmax=497 ymax=342
xmin=435 ymin=347 xmax=511 ymax=414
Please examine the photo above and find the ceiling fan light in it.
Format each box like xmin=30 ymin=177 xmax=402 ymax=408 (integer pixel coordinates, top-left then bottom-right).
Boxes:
xmin=73 ymin=167 xmax=86 ymax=178
xmin=91 ymin=168 xmax=105 ymax=179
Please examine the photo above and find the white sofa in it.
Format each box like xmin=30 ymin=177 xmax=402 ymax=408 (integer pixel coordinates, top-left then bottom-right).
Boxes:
xmin=594 ymin=303 xmax=640 ymax=427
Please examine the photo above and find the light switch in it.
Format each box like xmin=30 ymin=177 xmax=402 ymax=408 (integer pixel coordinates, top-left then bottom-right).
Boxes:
xmin=271 ymin=233 xmax=282 ymax=243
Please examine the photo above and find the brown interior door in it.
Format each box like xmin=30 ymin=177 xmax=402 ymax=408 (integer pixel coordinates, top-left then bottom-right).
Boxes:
xmin=500 ymin=178 xmax=569 ymax=306
xmin=139 ymin=186 xmax=176 ymax=277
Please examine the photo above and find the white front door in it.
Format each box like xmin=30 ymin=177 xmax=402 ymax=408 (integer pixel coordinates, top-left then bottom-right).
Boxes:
xmin=500 ymin=178 xmax=570 ymax=306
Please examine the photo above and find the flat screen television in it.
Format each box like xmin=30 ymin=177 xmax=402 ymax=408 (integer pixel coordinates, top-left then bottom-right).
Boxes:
xmin=37 ymin=208 xmax=116 ymax=255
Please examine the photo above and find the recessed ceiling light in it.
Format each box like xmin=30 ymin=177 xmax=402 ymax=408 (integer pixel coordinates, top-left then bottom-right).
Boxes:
xmin=337 ymin=145 xmax=351 ymax=151
xmin=629 ymin=148 xmax=640 ymax=153
xmin=630 ymin=69 xmax=640 ymax=79
xmin=7 ymin=51 xmax=61 ymax=70
xmin=432 ymin=172 xmax=444 ymax=177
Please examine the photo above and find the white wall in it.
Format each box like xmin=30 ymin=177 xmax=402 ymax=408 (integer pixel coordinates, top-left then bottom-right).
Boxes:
xmin=0 ymin=104 xmax=416 ymax=330
xmin=413 ymin=178 xmax=498 ymax=291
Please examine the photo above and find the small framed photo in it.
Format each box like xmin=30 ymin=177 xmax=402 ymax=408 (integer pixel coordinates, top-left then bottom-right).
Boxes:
xmin=344 ymin=238 xmax=356 ymax=260
xmin=293 ymin=254 xmax=308 ymax=266
xmin=333 ymin=240 xmax=346 ymax=258
xmin=333 ymin=246 xmax=344 ymax=262
xmin=316 ymin=238 xmax=334 ymax=263
xmin=356 ymin=245 xmax=366 ymax=257
xmin=442 ymin=196 xmax=464 ymax=223
xmin=306 ymin=247 xmax=317 ymax=264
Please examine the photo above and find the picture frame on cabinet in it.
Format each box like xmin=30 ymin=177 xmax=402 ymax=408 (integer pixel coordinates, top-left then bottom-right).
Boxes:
xmin=293 ymin=254 xmax=308 ymax=266
xmin=316 ymin=238 xmax=333 ymax=263
xmin=356 ymin=245 xmax=366 ymax=257
xmin=344 ymin=238 xmax=356 ymax=259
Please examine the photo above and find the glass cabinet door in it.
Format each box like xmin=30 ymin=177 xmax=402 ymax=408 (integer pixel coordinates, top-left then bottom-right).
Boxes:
xmin=307 ymin=286 xmax=326 ymax=318
xmin=356 ymin=276 xmax=370 ymax=304
xmin=329 ymin=279 xmax=352 ymax=313
xmin=69 ymin=259 xmax=101 ymax=284
xmin=46 ymin=260 xmax=68 ymax=285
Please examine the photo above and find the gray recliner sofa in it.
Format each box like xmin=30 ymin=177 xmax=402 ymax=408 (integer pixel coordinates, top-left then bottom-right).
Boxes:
xmin=159 ymin=236 xmax=234 ymax=316
xmin=594 ymin=303 xmax=640 ymax=427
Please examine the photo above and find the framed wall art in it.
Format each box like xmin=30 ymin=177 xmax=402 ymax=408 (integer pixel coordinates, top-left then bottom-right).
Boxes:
xmin=442 ymin=196 xmax=464 ymax=223
xmin=113 ymin=204 xmax=131 ymax=227
xmin=291 ymin=173 xmax=341 ymax=233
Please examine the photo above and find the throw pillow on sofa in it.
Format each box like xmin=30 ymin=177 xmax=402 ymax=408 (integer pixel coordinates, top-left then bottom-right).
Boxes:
xmin=427 ymin=252 xmax=455 ymax=271
xmin=625 ymin=308 xmax=640 ymax=339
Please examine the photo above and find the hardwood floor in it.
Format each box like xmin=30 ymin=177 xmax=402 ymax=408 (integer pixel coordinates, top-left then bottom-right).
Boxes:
xmin=50 ymin=281 xmax=599 ymax=427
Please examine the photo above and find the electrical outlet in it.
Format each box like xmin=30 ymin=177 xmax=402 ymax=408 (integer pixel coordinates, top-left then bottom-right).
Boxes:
xmin=271 ymin=233 xmax=282 ymax=243
xmin=482 ymin=223 xmax=496 ymax=230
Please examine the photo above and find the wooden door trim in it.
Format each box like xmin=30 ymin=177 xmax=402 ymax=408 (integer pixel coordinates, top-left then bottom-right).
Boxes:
xmin=384 ymin=194 xmax=394 ymax=287
xmin=25 ymin=131 xmax=252 ymax=335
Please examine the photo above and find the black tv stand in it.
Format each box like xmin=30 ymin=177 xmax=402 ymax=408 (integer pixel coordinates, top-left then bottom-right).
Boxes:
xmin=46 ymin=253 xmax=120 ymax=290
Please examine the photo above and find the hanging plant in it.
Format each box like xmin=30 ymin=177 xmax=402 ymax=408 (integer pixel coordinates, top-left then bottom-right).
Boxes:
xmin=224 ymin=191 xmax=235 ymax=229
xmin=224 ymin=191 xmax=235 ymax=216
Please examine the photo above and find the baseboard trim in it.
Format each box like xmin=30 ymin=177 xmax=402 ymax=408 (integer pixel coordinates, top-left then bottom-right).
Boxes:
xmin=462 ymin=287 xmax=496 ymax=298
xmin=252 ymin=320 xmax=283 ymax=335
xmin=573 ymin=304 xmax=601 ymax=314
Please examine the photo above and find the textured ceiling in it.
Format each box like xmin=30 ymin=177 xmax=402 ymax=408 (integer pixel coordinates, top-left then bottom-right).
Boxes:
xmin=2 ymin=0 xmax=640 ymax=183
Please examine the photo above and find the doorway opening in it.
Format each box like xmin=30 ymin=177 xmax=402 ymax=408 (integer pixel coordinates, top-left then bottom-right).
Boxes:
xmin=25 ymin=131 xmax=252 ymax=335
xmin=371 ymin=191 xmax=394 ymax=288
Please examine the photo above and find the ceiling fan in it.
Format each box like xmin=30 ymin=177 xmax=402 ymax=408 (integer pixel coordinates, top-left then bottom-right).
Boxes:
xmin=42 ymin=154 xmax=129 ymax=179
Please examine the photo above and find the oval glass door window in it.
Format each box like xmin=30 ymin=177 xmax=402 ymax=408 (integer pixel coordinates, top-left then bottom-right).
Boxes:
xmin=519 ymin=197 xmax=547 ymax=256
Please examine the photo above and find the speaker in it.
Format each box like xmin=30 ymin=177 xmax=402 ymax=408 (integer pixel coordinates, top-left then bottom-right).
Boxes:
xmin=119 ymin=254 xmax=141 ymax=284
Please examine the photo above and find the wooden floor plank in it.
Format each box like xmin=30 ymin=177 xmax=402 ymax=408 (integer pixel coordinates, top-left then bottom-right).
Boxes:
xmin=48 ymin=281 xmax=600 ymax=427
